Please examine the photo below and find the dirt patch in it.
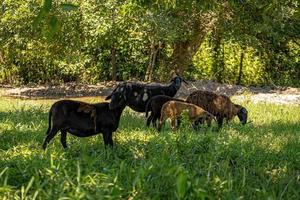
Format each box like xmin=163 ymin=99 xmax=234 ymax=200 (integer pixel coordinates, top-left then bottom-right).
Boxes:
xmin=234 ymin=93 xmax=300 ymax=105
xmin=0 ymin=82 xmax=117 ymax=99
xmin=1 ymin=80 xmax=300 ymax=104
xmin=176 ymin=80 xmax=300 ymax=105
xmin=177 ymin=80 xmax=300 ymax=96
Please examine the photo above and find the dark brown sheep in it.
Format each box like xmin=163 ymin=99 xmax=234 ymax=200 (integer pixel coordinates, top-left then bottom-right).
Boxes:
xmin=145 ymin=95 xmax=185 ymax=128
xmin=157 ymin=100 xmax=215 ymax=131
xmin=186 ymin=90 xmax=248 ymax=128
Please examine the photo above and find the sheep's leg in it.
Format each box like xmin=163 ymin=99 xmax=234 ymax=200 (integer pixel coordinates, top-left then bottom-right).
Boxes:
xmin=102 ymin=131 xmax=113 ymax=148
xmin=171 ymin=118 xmax=176 ymax=131
xmin=152 ymin=113 xmax=160 ymax=128
xmin=190 ymin=117 xmax=199 ymax=130
xmin=157 ymin=114 xmax=166 ymax=132
xmin=102 ymin=133 xmax=109 ymax=148
xmin=146 ymin=114 xmax=153 ymax=127
xmin=217 ymin=116 xmax=223 ymax=129
xmin=107 ymin=132 xmax=113 ymax=147
xmin=42 ymin=127 xmax=59 ymax=150
xmin=151 ymin=117 xmax=157 ymax=128
xmin=204 ymin=116 xmax=212 ymax=127
xmin=177 ymin=116 xmax=182 ymax=127
xmin=225 ymin=118 xmax=231 ymax=124
xmin=192 ymin=120 xmax=198 ymax=130
xmin=60 ymin=130 xmax=68 ymax=149
xmin=206 ymin=118 xmax=212 ymax=127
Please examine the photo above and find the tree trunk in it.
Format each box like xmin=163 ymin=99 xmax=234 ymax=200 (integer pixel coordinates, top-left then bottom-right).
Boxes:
xmin=218 ymin=38 xmax=225 ymax=83
xmin=170 ymin=14 xmax=217 ymax=75
xmin=211 ymin=32 xmax=224 ymax=83
xmin=111 ymin=45 xmax=117 ymax=81
xmin=148 ymin=48 xmax=158 ymax=82
xmin=145 ymin=45 xmax=154 ymax=82
xmin=0 ymin=50 xmax=4 ymax=64
xmin=171 ymin=41 xmax=192 ymax=75
xmin=237 ymin=48 xmax=244 ymax=85
xmin=145 ymin=43 xmax=159 ymax=82
xmin=110 ymin=6 xmax=117 ymax=81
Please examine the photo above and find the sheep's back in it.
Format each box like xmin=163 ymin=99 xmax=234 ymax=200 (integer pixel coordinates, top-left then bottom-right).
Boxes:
xmin=186 ymin=91 xmax=233 ymax=118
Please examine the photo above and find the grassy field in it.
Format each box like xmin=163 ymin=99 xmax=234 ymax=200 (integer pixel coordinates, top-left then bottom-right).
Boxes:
xmin=0 ymin=96 xmax=300 ymax=199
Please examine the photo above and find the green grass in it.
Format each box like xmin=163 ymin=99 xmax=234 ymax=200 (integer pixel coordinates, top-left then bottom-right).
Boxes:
xmin=0 ymin=97 xmax=300 ymax=199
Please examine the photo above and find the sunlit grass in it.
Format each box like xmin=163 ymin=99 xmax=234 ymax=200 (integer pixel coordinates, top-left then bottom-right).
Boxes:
xmin=0 ymin=97 xmax=300 ymax=199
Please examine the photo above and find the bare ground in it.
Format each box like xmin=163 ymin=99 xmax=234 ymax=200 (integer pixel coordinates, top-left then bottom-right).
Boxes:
xmin=1 ymin=80 xmax=300 ymax=104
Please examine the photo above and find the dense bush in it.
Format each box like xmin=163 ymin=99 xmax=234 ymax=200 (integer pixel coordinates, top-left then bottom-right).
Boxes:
xmin=0 ymin=0 xmax=299 ymax=86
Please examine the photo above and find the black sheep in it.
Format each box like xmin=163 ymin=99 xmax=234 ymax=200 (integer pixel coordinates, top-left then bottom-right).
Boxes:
xmin=106 ymin=75 xmax=188 ymax=112
xmin=145 ymin=95 xmax=185 ymax=128
xmin=42 ymin=92 xmax=126 ymax=149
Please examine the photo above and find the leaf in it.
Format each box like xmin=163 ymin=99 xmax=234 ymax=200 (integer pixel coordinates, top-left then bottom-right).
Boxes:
xmin=25 ymin=177 xmax=35 ymax=194
xmin=43 ymin=0 xmax=52 ymax=12
xmin=32 ymin=9 xmax=46 ymax=28
xmin=60 ymin=3 xmax=79 ymax=11
xmin=0 ymin=167 xmax=8 ymax=178
xmin=49 ymin=16 xmax=58 ymax=28
xmin=45 ymin=16 xmax=60 ymax=40
xmin=32 ymin=0 xmax=51 ymax=28
xmin=176 ymin=172 xmax=188 ymax=199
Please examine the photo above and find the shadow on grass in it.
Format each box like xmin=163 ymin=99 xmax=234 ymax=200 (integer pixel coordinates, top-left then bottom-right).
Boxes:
xmin=1 ymin=104 xmax=299 ymax=151
xmin=0 ymin=109 xmax=49 ymax=150
xmin=228 ymin=120 xmax=300 ymax=137
xmin=1 ymin=109 xmax=300 ymax=199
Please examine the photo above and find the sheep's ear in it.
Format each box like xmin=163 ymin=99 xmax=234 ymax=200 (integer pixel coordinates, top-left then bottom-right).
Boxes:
xmin=105 ymin=94 xmax=112 ymax=100
xmin=106 ymin=84 xmax=120 ymax=100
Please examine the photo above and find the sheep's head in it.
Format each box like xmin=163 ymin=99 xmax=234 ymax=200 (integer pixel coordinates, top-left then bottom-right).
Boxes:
xmin=108 ymin=91 xmax=127 ymax=110
xmin=170 ymin=76 xmax=188 ymax=89
xmin=237 ymin=106 xmax=248 ymax=125
xmin=106 ymin=83 xmax=128 ymax=100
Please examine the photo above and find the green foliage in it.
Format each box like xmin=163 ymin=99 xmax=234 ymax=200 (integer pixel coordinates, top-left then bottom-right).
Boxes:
xmin=192 ymin=37 xmax=266 ymax=86
xmin=176 ymin=171 xmax=188 ymax=199
xmin=0 ymin=0 xmax=299 ymax=85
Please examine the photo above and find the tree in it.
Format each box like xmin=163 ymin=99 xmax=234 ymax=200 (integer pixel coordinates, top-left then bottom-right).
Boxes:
xmin=0 ymin=0 xmax=299 ymax=86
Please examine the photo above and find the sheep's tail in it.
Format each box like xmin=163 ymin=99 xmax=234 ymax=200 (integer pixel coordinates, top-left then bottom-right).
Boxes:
xmin=45 ymin=109 xmax=52 ymax=135
xmin=145 ymin=98 xmax=152 ymax=118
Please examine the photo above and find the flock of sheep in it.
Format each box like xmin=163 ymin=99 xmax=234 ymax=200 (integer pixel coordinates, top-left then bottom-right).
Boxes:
xmin=42 ymin=75 xmax=248 ymax=150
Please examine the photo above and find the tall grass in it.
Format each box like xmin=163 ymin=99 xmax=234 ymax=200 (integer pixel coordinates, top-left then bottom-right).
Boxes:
xmin=0 ymin=97 xmax=299 ymax=199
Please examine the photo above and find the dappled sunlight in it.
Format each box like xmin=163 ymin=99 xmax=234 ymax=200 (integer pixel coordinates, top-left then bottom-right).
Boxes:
xmin=265 ymin=166 xmax=288 ymax=184
xmin=225 ymin=128 xmax=250 ymax=144
xmin=4 ymin=145 xmax=39 ymax=160
xmin=256 ymin=133 xmax=289 ymax=153
xmin=1 ymin=97 xmax=300 ymax=199
xmin=1 ymin=0 xmax=299 ymax=197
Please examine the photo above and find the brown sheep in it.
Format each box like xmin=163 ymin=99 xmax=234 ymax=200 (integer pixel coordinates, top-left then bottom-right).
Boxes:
xmin=186 ymin=90 xmax=248 ymax=128
xmin=157 ymin=100 xmax=215 ymax=131
xmin=145 ymin=95 xmax=186 ymax=128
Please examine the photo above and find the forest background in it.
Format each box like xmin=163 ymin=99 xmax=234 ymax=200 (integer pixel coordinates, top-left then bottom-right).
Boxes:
xmin=0 ymin=0 xmax=299 ymax=86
